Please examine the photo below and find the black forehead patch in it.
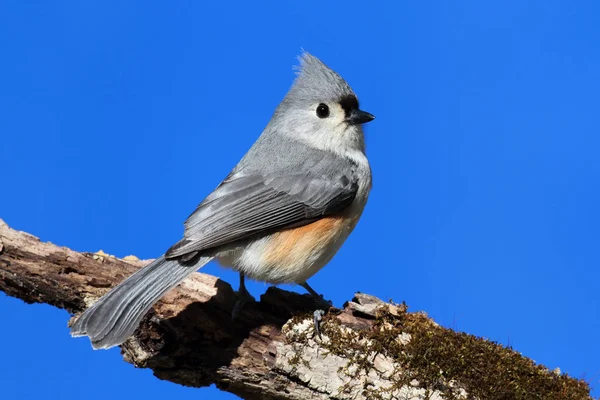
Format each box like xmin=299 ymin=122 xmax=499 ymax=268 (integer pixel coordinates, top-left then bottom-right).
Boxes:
xmin=338 ymin=95 xmax=359 ymax=117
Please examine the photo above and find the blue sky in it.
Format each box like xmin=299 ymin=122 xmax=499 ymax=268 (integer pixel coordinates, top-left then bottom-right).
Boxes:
xmin=1 ymin=2 xmax=599 ymax=399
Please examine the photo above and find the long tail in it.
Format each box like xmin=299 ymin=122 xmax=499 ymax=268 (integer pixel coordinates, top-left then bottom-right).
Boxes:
xmin=71 ymin=255 xmax=212 ymax=349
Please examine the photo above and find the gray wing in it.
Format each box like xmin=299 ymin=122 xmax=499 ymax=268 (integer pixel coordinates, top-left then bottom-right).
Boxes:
xmin=165 ymin=160 xmax=358 ymax=259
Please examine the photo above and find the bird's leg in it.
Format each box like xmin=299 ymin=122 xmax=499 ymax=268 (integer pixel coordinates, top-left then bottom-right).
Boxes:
xmin=300 ymin=281 xmax=332 ymax=337
xmin=232 ymin=273 xmax=255 ymax=320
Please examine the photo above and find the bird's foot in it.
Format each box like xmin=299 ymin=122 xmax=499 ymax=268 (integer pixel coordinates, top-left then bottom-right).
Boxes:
xmin=232 ymin=287 xmax=255 ymax=320
xmin=299 ymin=282 xmax=333 ymax=337
xmin=232 ymin=274 xmax=255 ymax=320
xmin=313 ymin=309 xmax=326 ymax=337
xmin=312 ymin=296 xmax=333 ymax=337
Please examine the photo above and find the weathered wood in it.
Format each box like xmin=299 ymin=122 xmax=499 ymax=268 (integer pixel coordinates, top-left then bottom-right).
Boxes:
xmin=0 ymin=219 xmax=593 ymax=399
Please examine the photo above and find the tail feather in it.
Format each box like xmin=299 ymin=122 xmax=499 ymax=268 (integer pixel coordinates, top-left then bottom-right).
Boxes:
xmin=71 ymin=255 xmax=212 ymax=349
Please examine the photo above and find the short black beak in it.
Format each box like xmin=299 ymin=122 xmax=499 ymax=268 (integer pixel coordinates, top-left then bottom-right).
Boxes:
xmin=348 ymin=109 xmax=375 ymax=125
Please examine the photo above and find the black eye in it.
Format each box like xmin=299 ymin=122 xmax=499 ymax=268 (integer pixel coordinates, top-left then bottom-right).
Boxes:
xmin=316 ymin=103 xmax=330 ymax=118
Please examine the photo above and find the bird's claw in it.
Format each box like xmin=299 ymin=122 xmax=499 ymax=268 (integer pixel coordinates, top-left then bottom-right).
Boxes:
xmin=231 ymin=288 xmax=255 ymax=320
xmin=312 ymin=298 xmax=333 ymax=338
xmin=299 ymin=282 xmax=332 ymax=337
xmin=313 ymin=309 xmax=326 ymax=338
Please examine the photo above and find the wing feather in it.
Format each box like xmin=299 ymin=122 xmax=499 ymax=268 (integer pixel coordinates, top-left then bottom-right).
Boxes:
xmin=165 ymin=156 xmax=358 ymax=259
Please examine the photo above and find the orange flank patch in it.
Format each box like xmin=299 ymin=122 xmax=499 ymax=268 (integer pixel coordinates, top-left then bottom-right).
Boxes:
xmin=262 ymin=215 xmax=357 ymax=268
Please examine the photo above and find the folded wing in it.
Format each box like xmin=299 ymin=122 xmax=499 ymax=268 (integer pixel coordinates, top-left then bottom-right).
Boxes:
xmin=165 ymin=158 xmax=358 ymax=259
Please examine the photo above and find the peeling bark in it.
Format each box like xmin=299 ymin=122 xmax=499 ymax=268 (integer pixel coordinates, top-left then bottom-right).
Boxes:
xmin=0 ymin=219 xmax=594 ymax=400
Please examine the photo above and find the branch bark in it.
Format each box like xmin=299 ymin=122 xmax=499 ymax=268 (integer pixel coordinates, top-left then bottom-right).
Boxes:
xmin=0 ymin=219 xmax=594 ymax=400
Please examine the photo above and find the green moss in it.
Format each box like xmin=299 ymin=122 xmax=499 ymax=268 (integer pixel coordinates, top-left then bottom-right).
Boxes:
xmin=285 ymin=304 xmax=595 ymax=399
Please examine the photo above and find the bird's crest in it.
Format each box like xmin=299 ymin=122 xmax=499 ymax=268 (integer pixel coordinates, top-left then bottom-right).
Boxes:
xmin=287 ymin=51 xmax=355 ymax=103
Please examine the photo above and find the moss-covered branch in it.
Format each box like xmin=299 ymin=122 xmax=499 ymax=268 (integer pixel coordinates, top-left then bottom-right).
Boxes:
xmin=0 ymin=219 xmax=593 ymax=399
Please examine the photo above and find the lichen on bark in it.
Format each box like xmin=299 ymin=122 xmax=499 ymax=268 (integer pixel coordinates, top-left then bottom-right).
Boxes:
xmin=0 ymin=219 xmax=595 ymax=400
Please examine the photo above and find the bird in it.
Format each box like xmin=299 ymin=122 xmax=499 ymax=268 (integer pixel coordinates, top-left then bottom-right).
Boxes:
xmin=70 ymin=51 xmax=375 ymax=349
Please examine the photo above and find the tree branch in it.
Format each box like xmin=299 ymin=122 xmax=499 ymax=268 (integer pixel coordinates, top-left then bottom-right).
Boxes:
xmin=0 ymin=219 xmax=594 ymax=399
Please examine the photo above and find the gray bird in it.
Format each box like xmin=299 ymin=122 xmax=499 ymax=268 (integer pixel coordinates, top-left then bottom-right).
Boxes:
xmin=71 ymin=52 xmax=375 ymax=349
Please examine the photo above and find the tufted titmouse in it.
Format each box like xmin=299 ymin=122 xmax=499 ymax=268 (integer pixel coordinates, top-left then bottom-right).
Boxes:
xmin=71 ymin=52 xmax=375 ymax=349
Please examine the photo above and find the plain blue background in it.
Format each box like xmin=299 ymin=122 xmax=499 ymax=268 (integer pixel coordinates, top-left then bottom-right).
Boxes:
xmin=1 ymin=2 xmax=598 ymax=399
